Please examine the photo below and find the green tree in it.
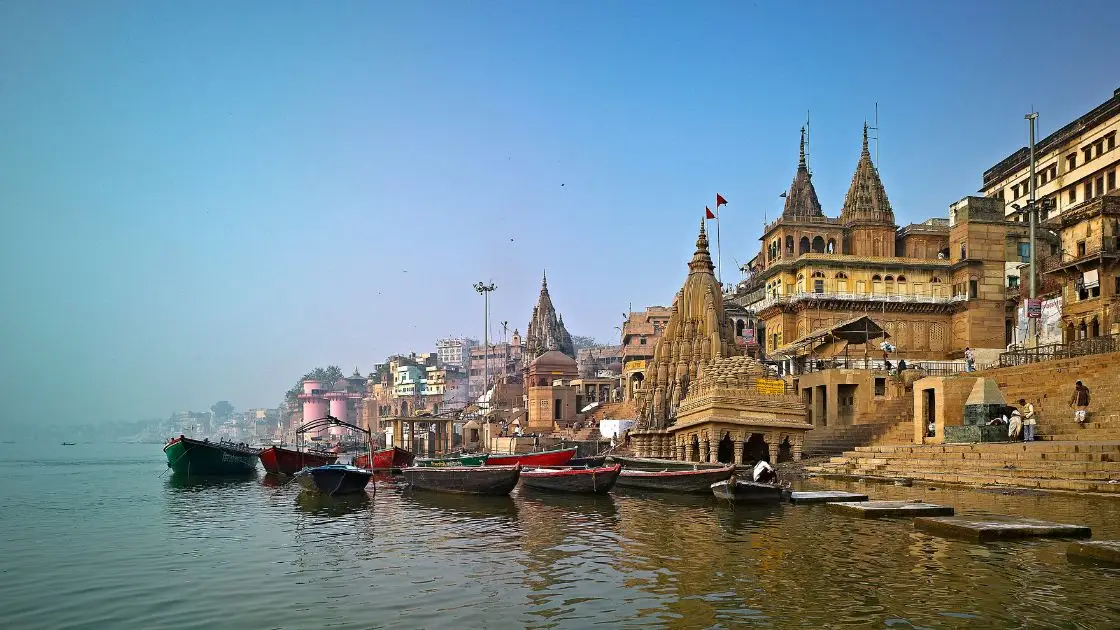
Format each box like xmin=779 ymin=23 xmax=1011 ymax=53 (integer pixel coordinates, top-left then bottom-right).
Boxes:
xmin=284 ymin=365 xmax=345 ymax=404
xmin=210 ymin=401 xmax=234 ymax=420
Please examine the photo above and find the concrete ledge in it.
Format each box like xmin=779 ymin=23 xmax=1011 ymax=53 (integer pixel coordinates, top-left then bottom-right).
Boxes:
xmin=915 ymin=515 xmax=1092 ymax=542
xmin=1067 ymin=540 xmax=1120 ymax=564
xmin=790 ymin=490 xmax=869 ymax=504
xmin=826 ymin=500 xmax=954 ymax=518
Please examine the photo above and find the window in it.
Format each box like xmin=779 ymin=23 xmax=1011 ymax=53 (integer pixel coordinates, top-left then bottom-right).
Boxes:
xmin=1086 ymin=181 xmax=1094 ymax=199
xmin=1011 ymin=184 xmax=1019 ymax=198
xmin=814 ymin=279 xmax=824 ymax=293
xmin=1009 ymin=276 xmax=1020 ymax=289
xmin=897 ymin=275 xmax=906 ymax=283
xmin=969 ymin=280 xmax=978 ymax=299
xmin=874 ymin=378 xmax=886 ymax=396
xmin=872 ymin=274 xmax=882 ymax=281
xmin=931 ymin=276 xmax=941 ymax=283
xmin=1109 ymin=170 xmax=1117 ymax=192
xmin=639 ymin=337 xmax=647 ymax=345
xmin=1068 ymin=153 xmax=1077 ymax=170
xmin=1083 ymin=146 xmax=1092 ymax=163
xmin=1018 ymin=242 xmax=1031 ymax=262
xmin=1108 ymin=133 xmax=1116 ymax=152
xmin=835 ymin=272 xmax=848 ymax=279
xmin=1069 ymin=187 xmax=1077 ymax=204
xmin=1077 ymin=240 xmax=1086 ymax=257
xmin=1097 ymin=176 xmax=1105 ymax=197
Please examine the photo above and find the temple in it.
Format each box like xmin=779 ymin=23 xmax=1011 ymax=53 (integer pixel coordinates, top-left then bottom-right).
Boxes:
xmin=629 ymin=220 xmax=811 ymax=463
xmin=523 ymin=271 xmax=576 ymax=364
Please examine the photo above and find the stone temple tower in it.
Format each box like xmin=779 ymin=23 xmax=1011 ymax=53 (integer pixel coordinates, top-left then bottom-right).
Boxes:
xmin=523 ymin=271 xmax=576 ymax=366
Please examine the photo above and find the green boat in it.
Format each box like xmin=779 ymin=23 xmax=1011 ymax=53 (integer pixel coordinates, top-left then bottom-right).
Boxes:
xmin=413 ymin=453 xmax=489 ymax=468
xmin=163 ymin=435 xmax=260 ymax=476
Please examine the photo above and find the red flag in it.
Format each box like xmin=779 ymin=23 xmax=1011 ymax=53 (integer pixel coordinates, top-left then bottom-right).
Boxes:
xmin=705 ymin=206 xmax=715 ymax=220
xmin=716 ymin=193 xmax=728 ymax=207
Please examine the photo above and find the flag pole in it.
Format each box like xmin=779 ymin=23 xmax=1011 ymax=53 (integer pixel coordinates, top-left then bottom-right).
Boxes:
xmin=716 ymin=207 xmax=722 ymax=287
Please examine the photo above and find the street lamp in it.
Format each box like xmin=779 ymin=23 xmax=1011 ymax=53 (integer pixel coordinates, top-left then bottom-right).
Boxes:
xmin=473 ymin=282 xmax=496 ymax=402
xmin=1026 ymin=112 xmax=1039 ymax=347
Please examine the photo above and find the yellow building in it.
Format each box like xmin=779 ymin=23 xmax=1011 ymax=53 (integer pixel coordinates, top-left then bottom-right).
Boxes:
xmin=982 ymin=87 xmax=1120 ymax=221
xmin=1043 ymin=194 xmax=1120 ymax=339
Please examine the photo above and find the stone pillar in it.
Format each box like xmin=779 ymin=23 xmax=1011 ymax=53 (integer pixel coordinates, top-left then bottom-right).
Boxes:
xmin=733 ymin=441 xmax=745 ymax=465
xmin=766 ymin=432 xmax=779 ymax=463
xmin=677 ymin=442 xmax=686 ymax=461
xmin=707 ymin=438 xmax=719 ymax=463
xmin=791 ymin=435 xmax=803 ymax=462
xmin=699 ymin=436 xmax=711 ymax=463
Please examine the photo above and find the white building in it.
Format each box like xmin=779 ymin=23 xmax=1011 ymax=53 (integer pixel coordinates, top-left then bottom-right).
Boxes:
xmin=437 ymin=337 xmax=477 ymax=370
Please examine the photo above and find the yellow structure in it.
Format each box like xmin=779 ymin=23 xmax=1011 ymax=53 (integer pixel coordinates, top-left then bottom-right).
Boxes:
xmin=525 ymin=350 xmax=580 ymax=434
xmin=1043 ymin=194 xmax=1120 ymax=338
xmin=629 ymin=220 xmax=811 ymax=463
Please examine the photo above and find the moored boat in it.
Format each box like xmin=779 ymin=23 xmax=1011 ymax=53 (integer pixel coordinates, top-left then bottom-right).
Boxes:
xmin=163 ymin=435 xmax=260 ymax=476
xmin=402 ymin=464 xmax=520 ymax=495
xmin=294 ymin=464 xmax=374 ymax=496
xmin=520 ymin=464 xmax=621 ymax=494
xmin=609 ymin=455 xmax=728 ymax=471
xmin=414 ymin=453 xmax=488 ymax=467
xmin=710 ymin=478 xmax=785 ymax=503
xmin=354 ymin=446 xmax=415 ymax=471
xmin=485 ymin=446 xmax=577 ymax=467
xmin=568 ymin=455 xmax=607 ymax=468
xmin=614 ymin=465 xmax=734 ymax=493
xmin=259 ymin=445 xmax=337 ymax=475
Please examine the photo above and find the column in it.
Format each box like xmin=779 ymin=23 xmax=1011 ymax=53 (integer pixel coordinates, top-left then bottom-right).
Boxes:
xmin=699 ymin=435 xmax=711 ymax=463
xmin=707 ymin=438 xmax=719 ymax=463
xmin=792 ymin=435 xmax=803 ymax=462
xmin=676 ymin=441 xmax=686 ymax=461
xmin=733 ymin=438 xmax=745 ymax=465
xmin=766 ymin=432 xmax=779 ymax=463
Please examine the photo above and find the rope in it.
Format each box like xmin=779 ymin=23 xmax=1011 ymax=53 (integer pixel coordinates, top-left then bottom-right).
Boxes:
xmin=159 ymin=443 xmax=193 ymax=478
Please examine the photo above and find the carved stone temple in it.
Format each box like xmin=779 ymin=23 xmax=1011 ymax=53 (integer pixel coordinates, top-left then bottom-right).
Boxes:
xmin=629 ymin=220 xmax=811 ymax=464
xmin=523 ymin=271 xmax=576 ymax=365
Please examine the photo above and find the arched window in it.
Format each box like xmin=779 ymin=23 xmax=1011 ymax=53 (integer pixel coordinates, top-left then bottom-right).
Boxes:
xmin=897 ymin=275 xmax=907 ymax=283
xmin=799 ymin=236 xmax=810 ymax=254
xmin=736 ymin=319 xmax=746 ymax=336
xmin=835 ymin=272 xmax=848 ymax=279
xmin=930 ymin=276 xmax=942 ymax=283
xmin=811 ymin=236 xmax=825 ymax=253
xmin=872 ymin=274 xmax=882 ymax=281
xmin=826 ymin=238 xmax=836 ymax=254
xmin=812 ymin=271 xmax=825 ymax=278
xmin=785 ymin=235 xmax=794 ymax=254
xmin=884 ymin=275 xmax=895 ymax=282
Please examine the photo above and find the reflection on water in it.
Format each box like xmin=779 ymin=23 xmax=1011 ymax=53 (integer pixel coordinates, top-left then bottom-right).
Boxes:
xmin=166 ymin=471 xmax=258 ymax=491
xmin=3 ymin=444 xmax=1120 ymax=629
xmin=294 ymin=489 xmax=371 ymax=517
xmin=260 ymin=472 xmax=290 ymax=487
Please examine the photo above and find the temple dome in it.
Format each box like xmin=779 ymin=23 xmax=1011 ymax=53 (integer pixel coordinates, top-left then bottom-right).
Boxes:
xmin=839 ymin=123 xmax=895 ymax=226
xmin=781 ymin=127 xmax=824 ymax=219
xmin=530 ymin=350 xmax=577 ymax=371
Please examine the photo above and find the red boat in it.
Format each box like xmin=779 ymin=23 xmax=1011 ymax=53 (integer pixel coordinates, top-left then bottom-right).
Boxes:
xmin=259 ymin=445 xmax=337 ymax=475
xmin=485 ymin=446 xmax=577 ymax=467
xmin=354 ymin=446 xmax=415 ymax=471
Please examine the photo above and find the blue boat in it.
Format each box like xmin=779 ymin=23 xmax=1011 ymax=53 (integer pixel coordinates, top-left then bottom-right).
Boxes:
xmin=294 ymin=464 xmax=374 ymax=496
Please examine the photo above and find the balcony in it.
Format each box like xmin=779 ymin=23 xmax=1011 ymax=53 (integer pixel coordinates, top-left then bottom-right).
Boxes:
xmin=1040 ymin=237 xmax=1120 ymax=274
xmin=755 ymin=290 xmax=956 ymax=311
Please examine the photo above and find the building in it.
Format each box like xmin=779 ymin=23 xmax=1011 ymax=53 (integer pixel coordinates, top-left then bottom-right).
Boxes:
xmin=468 ymin=334 xmax=523 ymax=398
xmin=620 ymin=306 xmax=672 ymax=401
xmin=982 ymin=87 xmax=1120 ymax=222
xmin=1042 ymin=194 xmax=1120 ymax=339
xmin=525 ymin=350 xmax=580 ymax=434
xmin=576 ymin=345 xmax=623 ymax=379
xmin=523 ymin=271 xmax=576 ymax=364
xmin=628 ymin=220 xmax=811 ymax=463
xmin=736 ymin=126 xmax=1026 ymax=368
xmin=437 ymin=337 xmax=477 ymax=371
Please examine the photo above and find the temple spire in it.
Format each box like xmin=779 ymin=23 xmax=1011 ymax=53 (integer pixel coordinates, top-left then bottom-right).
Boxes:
xmin=541 ymin=270 xmax=548 ymax=291
xmin=689 ymin=217 xmax=714 ymax=273
xmin=862 ymin=121 xmax=870 ymax=156
xmin=798 ymin=126 xmax=807 ymax=169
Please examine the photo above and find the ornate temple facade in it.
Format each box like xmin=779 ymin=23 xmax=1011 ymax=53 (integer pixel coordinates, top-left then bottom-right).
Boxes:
xmin=523 ymin=272 xmax=576 ymax=365
xmin=629 ymin=220 xmax=811 ymax=463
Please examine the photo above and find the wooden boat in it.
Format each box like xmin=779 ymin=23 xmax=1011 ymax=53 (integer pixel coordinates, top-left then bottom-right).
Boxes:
xmin=414 ymin=453 xmax=488 ymax=467
xmin=163 ymin=435 xmax=259 ymax=476
xmin=609 ymin=455 xmax=728 ymax=471
xmin=614 ymin=465 xmax=734 ymax=493
xmin=710 ymin=478 xmax=784 ymax=503
xmin=520 ymin=464 xmax=621 ymax=494
xmin=258 ymin=445 xmax=337 ymax=475
xmin=60 ymin=442 xmax=76 ymax=446
xmin=568 ymin=455 xmax=607 ymax=467
xmin=294 ymin=464 xmax=374 ymax=496
xmin=354 ymin=446 xmax=415 ymax=471
xmin=485 ymin=446 xmax=577 ymax=467
xmin=402 ymin=464 xmax=520 ymax=495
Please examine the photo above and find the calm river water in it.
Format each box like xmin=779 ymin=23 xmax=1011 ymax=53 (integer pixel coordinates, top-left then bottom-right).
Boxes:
xmin=2 ymin=443 xmax=1119 ymax=629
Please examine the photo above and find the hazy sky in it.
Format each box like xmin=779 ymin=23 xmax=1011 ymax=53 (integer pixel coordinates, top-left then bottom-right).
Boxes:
xmin=2 ymin=1 xmax=1117 ymax=425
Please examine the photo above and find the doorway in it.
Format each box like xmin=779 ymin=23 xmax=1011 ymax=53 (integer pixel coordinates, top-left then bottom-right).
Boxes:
xmin=743 ymin=433 xmax=770 ymax=464
xmin=838 ymin=384 xmax=857 ymax=425
xmin=923 ymin=388 xmax=936 ymax=438
xmin=717 ymin=432 xmax=734 ymax=464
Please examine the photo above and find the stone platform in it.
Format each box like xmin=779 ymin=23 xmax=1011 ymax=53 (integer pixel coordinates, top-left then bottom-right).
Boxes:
xmin=1067 ymin=540 xmax=1120 ymax=564
xmin=826 ymin=500 xmax=954 ymax=518
xmin=789 ymin=490 xmax=868 ymax=504
xmin=914 ymin=515 xmax=1092 ymax=542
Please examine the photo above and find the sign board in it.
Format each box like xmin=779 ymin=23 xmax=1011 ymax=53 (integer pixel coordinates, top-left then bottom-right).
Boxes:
xmin=743 ymin=329 xmax=756 ymax=343
xmin=1026 ymin=298 xmax=1042 ymax=319
xmin=755 ymin=378 xmax=786 ymax=395
xmin=624 ymin=360 xmax=647 ymax=373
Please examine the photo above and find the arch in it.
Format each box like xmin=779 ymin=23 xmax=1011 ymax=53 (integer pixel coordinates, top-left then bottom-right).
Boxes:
xmin=897 ymin=275 xmax=907 ymax=283
xmin=872 ymin=274 xmax=883 ymax=281
xmin=1066 ymin=322 xmax=1076 ymax=343
xmin=930 ymin=276 xmax=942 ymax=283
xmin=884 ymin=275 xmax=895 ymax=282
xmin=799 ymin=236 xmax=810 ymax=254
xmin=743 ymin=433 xmax=770 ymax=464
xmin=735 ymin=319 xmax=746 ymax=336
xmin=777 ymin=437 xmax=793 ymax=463
xmin=1091 ymin=318 xmax=1100 ymax=337
xmin=811 ymin=236 xmax=825 ymax=253
xmin=785 ymin=235 xmax=794 ymax=254
xmin=835 ymin=272 xmax=848 ymax=279
xmin=826 ymin=238 xmax=836 ymax=254
xmin=400 ymin=400 xmax=409 ymax=416
xmin=717 ymin=432 xmax=735 ymax=464
xmin=812 ymin=271 xmax=826 ymax=278
xmin=1078 ymin=320 xmax=1087 ymax=340
xmin=690 ymin=434 xmax=701 ymax=462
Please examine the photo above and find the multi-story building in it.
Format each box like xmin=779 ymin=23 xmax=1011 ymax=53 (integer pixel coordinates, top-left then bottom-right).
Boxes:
xmin=468 ymin=334 xmax=523 ymax=398
xmin=436 ymin=337 xmax=477 ymax=370
xmin=576 ymin=345 xmax=623 ymax=378
xmin=620 ymin=306 xmax=671 ymax=401
xmin=983 ymin=87 xmax=1120 ymax=221
xmin=1042 ymin=194 xmax=1120 ymax=340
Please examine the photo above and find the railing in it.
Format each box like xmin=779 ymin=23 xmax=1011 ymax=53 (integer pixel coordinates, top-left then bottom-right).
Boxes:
xmin=797 ymin=358 xmax=967 ymax=376
xmin=762 ymin=214 xmax=843 ymax=234
xmin=1039 ymin=238 xmax=1120 ymax=273
xmin=998 ymin=334 xmax=1120 ymax=367
xmin=754 ymin=290 xmax=956 ymax=311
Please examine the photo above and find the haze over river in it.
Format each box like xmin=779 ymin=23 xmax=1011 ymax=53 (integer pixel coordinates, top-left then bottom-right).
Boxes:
xmin=2 ymin=443 xmax=1118 ymax=628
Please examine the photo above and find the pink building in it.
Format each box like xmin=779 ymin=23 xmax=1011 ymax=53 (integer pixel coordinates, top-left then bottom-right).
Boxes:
xmin=326 ymin=391 xmax=359 ymax=437
xmin=298 ymin=380 xmax=328 ymax=440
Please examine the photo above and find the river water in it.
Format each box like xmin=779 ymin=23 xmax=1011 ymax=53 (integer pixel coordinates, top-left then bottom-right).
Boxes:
xmin=2 ymin=443 xmax=1119 ymax=629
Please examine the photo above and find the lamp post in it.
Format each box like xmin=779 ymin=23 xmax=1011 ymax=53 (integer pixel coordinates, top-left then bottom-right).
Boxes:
xmin=1026 ymin=112 xmax=1039 ymax=347
xmin=473 ymin=282 xmax=496 ymax=403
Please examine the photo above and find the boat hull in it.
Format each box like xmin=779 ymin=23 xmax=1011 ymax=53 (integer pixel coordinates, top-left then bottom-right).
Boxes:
xmin=521 ymin=464 xmax=621 ymax=494
xmin=294 ymin=465 xmax=373 ymax=496
xmin=414 ymin=454 xmax=488 ymax=467
xmin=354 ymin=447 xmax=415 ymax=471
xmin=568 ymin=455 xmax=606 ymax=468
xmin=163 ymin=436 xmax=259 ymax=476
xmin=402 ymin=464 xmax=520 ymax=495
xmin=615 ymin=465 xmax=734 ymax=493
xmin=711 ymin=479 xmax=784 ymax=503
xmin=259 ymin=446 xmax=337 ymax=475
xmin=486 ymin=447 xmax=577 ymax=467
xmin=609 ymin=455 xmax=729 ymax=471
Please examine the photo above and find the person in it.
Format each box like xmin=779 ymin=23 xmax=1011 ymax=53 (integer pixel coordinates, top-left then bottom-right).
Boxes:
xmin=1007 ymin=406 xmax=1023 ymax=440
xmin=1070 ymin=381 xmax=1091 ymax=425
xmin=1021 ymin=398 xmax=1037 ymax=441
xmin=753 ymin=460 xmax=777 ymax=484
xmin=927 ymin=419 xmax=936 ymax=438
xmin=898 ymin=359 xmax=907 ymax=373
xmin=884 ymin=359 xmax=893 ymax=373
xmin=964 ymin=347 xmax=975 ymax=372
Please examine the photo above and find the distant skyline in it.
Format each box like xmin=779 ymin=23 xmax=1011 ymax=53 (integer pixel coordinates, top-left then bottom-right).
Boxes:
xmin=2 ymin=1 xmax=1118 ymax=424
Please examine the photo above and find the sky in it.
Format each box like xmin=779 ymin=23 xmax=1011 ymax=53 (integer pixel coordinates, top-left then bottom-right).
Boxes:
xmin=2 ymin=0 xmax=1118 ymax=426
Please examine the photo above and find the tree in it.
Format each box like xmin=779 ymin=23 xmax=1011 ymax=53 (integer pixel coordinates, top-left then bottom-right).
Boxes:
xmin=571 ymin=335 xmax=599 ymax=351
xmin=210 ymin=401 xmax=234 ymax=420
xmin=284 ymin=365 xmax=345 ymax=404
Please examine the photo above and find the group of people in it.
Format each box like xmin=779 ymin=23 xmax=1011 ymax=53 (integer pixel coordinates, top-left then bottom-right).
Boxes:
xmin=989 ymin=398 xmax=1038 ymax=441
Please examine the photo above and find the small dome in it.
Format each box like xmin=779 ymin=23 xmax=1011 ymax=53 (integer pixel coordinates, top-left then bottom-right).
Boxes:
xmin=530 ymin=350 xmax=578 ymax=370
